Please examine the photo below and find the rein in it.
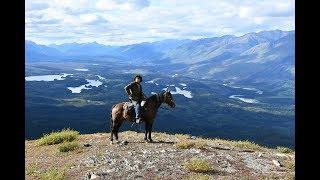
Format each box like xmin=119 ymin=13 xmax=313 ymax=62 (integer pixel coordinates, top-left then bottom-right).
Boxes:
xmin=160 ymin=106 xmax=172 ymax=111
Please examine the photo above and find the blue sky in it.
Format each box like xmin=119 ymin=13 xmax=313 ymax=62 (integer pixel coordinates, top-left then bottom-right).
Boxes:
xmin=26 ymin=0 xmax=295 ymax=45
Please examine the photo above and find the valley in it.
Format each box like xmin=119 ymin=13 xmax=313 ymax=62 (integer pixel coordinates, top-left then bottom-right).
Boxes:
xmin=25 ymin=61 xmax=294 ymax=148
xmin=25 ymin=30 xmax=295 ymax=148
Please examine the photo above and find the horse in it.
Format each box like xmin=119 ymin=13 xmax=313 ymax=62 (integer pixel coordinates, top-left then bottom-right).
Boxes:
xmin=109 ymin=90 xmax=176 ymax=144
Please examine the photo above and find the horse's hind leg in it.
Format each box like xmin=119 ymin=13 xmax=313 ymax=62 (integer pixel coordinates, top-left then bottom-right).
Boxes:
xmin=114 ymin=121 xmax=122 ymax=142
xmin=110 ymin=116 xmax=121 ymax=144
xmin=148 ymin=123 xmax=153 ymax=142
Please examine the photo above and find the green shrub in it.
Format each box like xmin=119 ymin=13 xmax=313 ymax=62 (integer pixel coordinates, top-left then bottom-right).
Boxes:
xmin=183 ymin=158 xmax=213 ymax=173
xmin=36 ymin=129 xmax=79 ymax=146
xmin=58 ymin=142 xmax=79 ymax=152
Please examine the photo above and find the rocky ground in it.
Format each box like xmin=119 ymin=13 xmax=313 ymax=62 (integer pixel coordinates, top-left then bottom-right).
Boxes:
xmin=25 ymin=131 xmax=295 ymax=180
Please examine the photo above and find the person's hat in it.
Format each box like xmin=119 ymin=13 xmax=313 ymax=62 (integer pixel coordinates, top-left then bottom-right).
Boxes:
xmin=133 ymin=74 xmax=142 ymax=81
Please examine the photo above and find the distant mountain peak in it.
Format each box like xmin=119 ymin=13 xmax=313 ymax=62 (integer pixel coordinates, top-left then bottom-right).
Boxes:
xmin=26 ymin=29 xmax=294 ymax=47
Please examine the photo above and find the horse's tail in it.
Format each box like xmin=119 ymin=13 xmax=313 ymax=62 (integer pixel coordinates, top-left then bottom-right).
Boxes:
xmin=110 ymin=106 xmax=114 ymax=130
xmin=110 ymin=103 xmax=122 ymax=132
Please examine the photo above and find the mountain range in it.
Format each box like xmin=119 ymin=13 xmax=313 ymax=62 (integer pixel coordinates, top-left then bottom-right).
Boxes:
xmin=25 ymin=30 xmax=295 ymax=91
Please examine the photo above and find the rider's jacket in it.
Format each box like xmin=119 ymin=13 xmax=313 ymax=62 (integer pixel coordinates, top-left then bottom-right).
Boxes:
xmin=124 ymin=82 xmax=147 ymax=101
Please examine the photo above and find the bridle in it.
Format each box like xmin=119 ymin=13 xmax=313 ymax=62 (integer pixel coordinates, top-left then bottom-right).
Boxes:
xmin=156 ymin=92 xmax=174 ymax=110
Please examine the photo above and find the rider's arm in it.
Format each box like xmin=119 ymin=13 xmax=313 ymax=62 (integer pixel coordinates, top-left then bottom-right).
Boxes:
xmin=124 ymin=83 xmax=133 ymax=96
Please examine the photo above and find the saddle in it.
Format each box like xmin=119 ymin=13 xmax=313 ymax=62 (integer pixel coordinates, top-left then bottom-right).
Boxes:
xmin=123 ymin=102 xmax=136 ymax=122
xmin=123 ymin=101 xmax=145 ymax=122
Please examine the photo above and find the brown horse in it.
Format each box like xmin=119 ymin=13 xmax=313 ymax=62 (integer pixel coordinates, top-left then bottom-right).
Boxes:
xmin=110 ymin=90 xmax=176 ymax=144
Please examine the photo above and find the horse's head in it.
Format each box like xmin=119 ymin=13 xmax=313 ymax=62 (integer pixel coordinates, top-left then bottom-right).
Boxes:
xmin=163 ymin=90 xmax=176 ymax=108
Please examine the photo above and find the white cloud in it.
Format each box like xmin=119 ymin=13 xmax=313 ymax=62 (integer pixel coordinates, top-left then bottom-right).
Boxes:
xmin=239 ymin=7 xmax=252 ymax=18
xmin=79 ymin=14 xmax=105 ymax=24
xmin=26 ymin=2 xmax=49 ymax=11
xmin=96 ymin=0 xmax=149 ymax=11
xmin=26 ymin=0 xmax=294 ymax=45
xmin=96 ymin=0 xmax=125 ymax=10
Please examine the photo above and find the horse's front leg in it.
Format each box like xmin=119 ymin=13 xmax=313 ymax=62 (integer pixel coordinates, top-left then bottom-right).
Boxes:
xmin=144 ymin=122 xmax=148 ymax=141
xmin=148 ymin=123 xmax=153 ymax=142
xmin=110 ymin=132 xmax=114 ymax=142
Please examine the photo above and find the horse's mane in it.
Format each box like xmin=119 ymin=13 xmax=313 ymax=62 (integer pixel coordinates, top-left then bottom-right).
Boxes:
xmin=147 ymin=93 xmax=158 ymax=102
xmin=146 ymin=92 xmax=164 ymax=104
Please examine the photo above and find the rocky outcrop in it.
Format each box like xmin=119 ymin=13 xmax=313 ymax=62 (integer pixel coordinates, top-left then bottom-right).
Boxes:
xmin=25 ymin=131 xmax=295 ymax=179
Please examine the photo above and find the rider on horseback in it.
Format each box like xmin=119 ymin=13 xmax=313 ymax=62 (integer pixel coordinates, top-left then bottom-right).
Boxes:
xmin=124 ymin=74 xmax=147 ymax=124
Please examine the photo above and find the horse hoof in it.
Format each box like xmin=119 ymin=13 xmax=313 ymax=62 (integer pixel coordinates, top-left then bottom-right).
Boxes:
xmin=144 ymin=139 xmax=153 ymax=143
xmin=110 ymin=141 xmax=114 ymax=145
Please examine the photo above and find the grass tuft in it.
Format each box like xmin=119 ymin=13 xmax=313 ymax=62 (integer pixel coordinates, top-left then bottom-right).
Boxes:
xmin=230 ymin=140 xmax=263 ymax=151
xmin=26 ymin=163 xmax=39 ymax=176
xmin=284 ymin=173 xmax=295 ymax=180
xmin=175 ymin=141 xmax=195 ymax=149
xmin=184 ymin=173 xmax=210 ymax=180
xmin=175 ymin=140 xmax=208 ymax=150
xmin=40 ymin=168 xmax=65 ymax=180
xmin=175 ymin=133 xmax=191 ymax=139
xmin=283 ymin=159 xmax=295 ymax=170
xmin=183 ymin=158 xmax=213 ymax=173
xmin=194 ymin=141 xmax=207 ymax=149
xmin=276 ymin=146 xmax=294 ymax=154
xmin=58 ymin=142 xmax=79 ymax=152
xmin=36 ymin=129 xmax=79 ymax=146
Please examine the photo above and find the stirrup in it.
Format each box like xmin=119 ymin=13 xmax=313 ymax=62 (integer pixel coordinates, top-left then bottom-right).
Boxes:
xmin=135 ymin=118 xmax=142 ymax=123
